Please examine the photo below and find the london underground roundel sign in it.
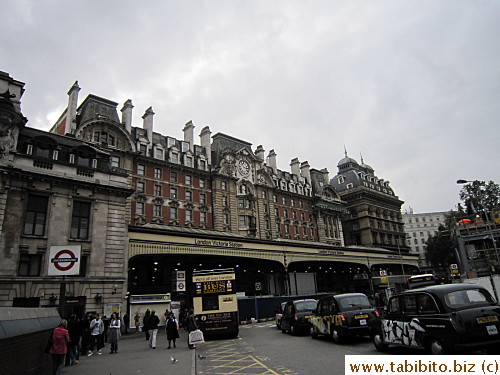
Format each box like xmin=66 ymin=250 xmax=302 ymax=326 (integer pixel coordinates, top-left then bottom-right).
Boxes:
xmin=48 ymin=245 xmax=82 ymax=276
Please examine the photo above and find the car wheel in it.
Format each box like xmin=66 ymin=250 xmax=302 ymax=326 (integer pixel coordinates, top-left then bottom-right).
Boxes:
xmin=372 ymin=333 xmax=388 ymax=352
xmin=290 ymin=324 xmax=297 ymax=336
xmin=281 ymin=326 xmax=287 ymax=334
xmin=311 ymin=326 xmax=319 ymax=339
xmin=427 ymin=338 xmax=448 ymax=355
xmin=332 ymin=329 xmax=344 ymax=344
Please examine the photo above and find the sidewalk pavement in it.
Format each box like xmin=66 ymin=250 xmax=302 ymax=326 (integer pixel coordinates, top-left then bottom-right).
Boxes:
xmin=63 ymin=329 xmax=196 ymax=375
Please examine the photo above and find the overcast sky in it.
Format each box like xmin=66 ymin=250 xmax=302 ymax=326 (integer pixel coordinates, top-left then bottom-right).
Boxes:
xmin=2 ymin=0 xmax=499 ymax=213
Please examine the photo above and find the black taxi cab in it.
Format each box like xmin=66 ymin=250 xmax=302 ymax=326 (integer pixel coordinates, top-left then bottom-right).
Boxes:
xmin=310 ymin=293 xmax=379 ymax=344
xmin=281 ymin=299 xmax=317 ymax=335
xmin=370 ymin=283 xmax=500 ymax=354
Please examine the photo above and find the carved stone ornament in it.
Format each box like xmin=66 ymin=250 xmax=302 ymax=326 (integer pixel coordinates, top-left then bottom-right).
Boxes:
xmin=0 ymin=90 xmax=23 ymax=160
xmin=220 ymin=153 xmax=236 ymax=177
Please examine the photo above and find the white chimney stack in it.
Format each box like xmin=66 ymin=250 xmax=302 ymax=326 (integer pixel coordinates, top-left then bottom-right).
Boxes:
xmin=200 ymin=126 xmax=212 ymax=165
xmin=290 ymin=158 xmax=300 ymax=178
xmin=300 ymin=161 xmax=311 ymax=183
xmin=255 ymin=145 xmax=265 ymax=163
xmin=183 ymin=120 xmax=195 ymax=151
xmin=142 ymin=106 xmax=154 ymax=145
xmin=321 ymin=168 xmax=330 ymax=184
xmin=267 ymin=149 xmax=277 ymax=173
xmin=67 ymin=81 xmax=80 ymax=134
xmin=121 ymin=99 xmax=133 ymax=133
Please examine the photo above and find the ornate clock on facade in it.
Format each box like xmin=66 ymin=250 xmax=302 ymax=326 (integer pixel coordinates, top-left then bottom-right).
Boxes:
xmin=238 ymin=160 xmax=250 ymax=175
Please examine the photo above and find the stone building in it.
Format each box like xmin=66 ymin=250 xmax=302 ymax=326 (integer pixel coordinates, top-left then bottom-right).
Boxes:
xmin=0 ymin=72 xmax=133 ymax=314
xmin=330 ymin=153 xmax=408 ymax=253
xmin=0 ymin=72 xmax=419 ymax=312
xmin=402 ymin=209 xmax=447 ymax=268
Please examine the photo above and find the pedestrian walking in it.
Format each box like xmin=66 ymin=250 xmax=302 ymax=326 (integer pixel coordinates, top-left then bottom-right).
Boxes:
xmin=134 ymin=313 xmax=140 ymax=333
xmin=165 ymin=312 xmax=179 ymax=349
xmin=79 ymin=312 xmax=91 ymax=355
xmin=179 ymin=308 xmax=187 ymax=330
xmin=143 ymin=309 xmax=151 ymax=341
xmin=49 ymin=319 xmax=70 ymax=375
xmin=148 ymin=310 xmax=160 ymax=349
xmin=102 ymin=315 xmax=110 ymax=344
xmin=108 ymin=313 xmax=121 ymax=354
xmin=67 ymin=314 xmax=81 ymax=365
xmin=186 ymin=308 xmax=198 ymax=349
xmin=88 ymin=313 xmax=104 ymax=356
xmin=123 ymin=312 xmax=129 ymax=334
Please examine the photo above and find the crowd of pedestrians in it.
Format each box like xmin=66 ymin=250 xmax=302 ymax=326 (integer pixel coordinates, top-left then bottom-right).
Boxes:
xmin=46 ymin=308 xmax=194 ymax=374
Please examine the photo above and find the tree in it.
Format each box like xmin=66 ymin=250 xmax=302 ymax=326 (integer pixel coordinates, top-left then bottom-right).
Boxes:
xmin=425 ymin=210 xmax=459 ymax=271
xmin=459 ymin=180 xmax=500 ymax=219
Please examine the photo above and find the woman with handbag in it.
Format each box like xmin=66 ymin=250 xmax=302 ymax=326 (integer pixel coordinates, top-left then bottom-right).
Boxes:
xmin=165 ymin=312 xmax=179 ymax=349
xmin=49 ymin=319 xmax=70 ymax=375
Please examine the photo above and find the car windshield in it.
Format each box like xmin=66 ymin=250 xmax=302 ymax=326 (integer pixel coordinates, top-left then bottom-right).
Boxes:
xmin=295 ymin=301 xmax=317 ymax=312
xmin=338 ymin=295 xmax=371 ymax=311
xmin=444 ymin=288 xmax=495 ymax=310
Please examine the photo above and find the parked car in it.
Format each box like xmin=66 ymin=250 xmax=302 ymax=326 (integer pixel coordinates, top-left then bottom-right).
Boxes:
xmin=310 ymin=293 xmax=379 ymax=343
xmin=275 ymin=302 xmax=287 ymax=329
xmin=370 ymin=283 xmax=500 ymax=354
xmin=281 ymin=299 xmax=317 ymax=335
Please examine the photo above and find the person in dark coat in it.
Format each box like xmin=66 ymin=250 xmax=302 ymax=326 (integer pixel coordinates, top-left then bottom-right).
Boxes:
xmin=148 ymin=310 xmax=160 ymax=349
xmin=50 ymin=319 xmax=70 ymax=375
xmin=123 ymin=312 xmax=129 ymax=334
xmin=67 ymin=314 xmax=81 ymax=365
xmin=186 ymin=308 xmax=198 ymax=349
xmin=165 ymin=312 xmax=179 ymax=349
xmin=143 ymin=309 xmax=150 ymax=341
xmin=79 ymin=312 xmax=91 ymax=355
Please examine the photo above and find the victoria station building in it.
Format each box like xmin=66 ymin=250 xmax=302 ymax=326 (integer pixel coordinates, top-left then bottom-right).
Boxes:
xmin=0 ymin=71 xmax=418 ymax=319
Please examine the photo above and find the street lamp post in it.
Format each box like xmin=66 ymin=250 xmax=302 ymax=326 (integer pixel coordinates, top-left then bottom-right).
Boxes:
xmin=456 ymin=179 xmax=500 ymax=274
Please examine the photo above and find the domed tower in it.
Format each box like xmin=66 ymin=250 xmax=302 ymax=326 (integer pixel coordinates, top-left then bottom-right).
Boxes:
xmin=330 ymin=151 xmax=407 ymax=252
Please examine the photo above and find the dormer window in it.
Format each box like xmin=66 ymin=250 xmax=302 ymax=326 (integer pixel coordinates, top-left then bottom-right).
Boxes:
xmin=167 ymin=137 xmax=176 ymax=148
xmin=69 ymin=154 xmax=75 ymax=164
xmin=92 ymin=159 xmax=98 ymax=169
xmin=155 ymin=148 xmax=163 ymax=160
xmin=338 ymin=176 xmax=345 ymax=184
xmin=170 ymin=152 xmax=179 ymax=164
xmin=199 ymin=160 xmax=206 ymax=170
xmin=26 ymin=144 xmax=33 ymax=155
xmin=52 ymin=150 xmax=59 ymax=161
xmin=140 ymin=144 xmax=147 ymax=156
xmin=185 ymin=156 xmax=193 ymax=167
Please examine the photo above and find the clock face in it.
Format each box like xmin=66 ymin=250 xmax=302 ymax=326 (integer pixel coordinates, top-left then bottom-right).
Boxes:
xmin=238 ymin=160 xmax=250 ymax=175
